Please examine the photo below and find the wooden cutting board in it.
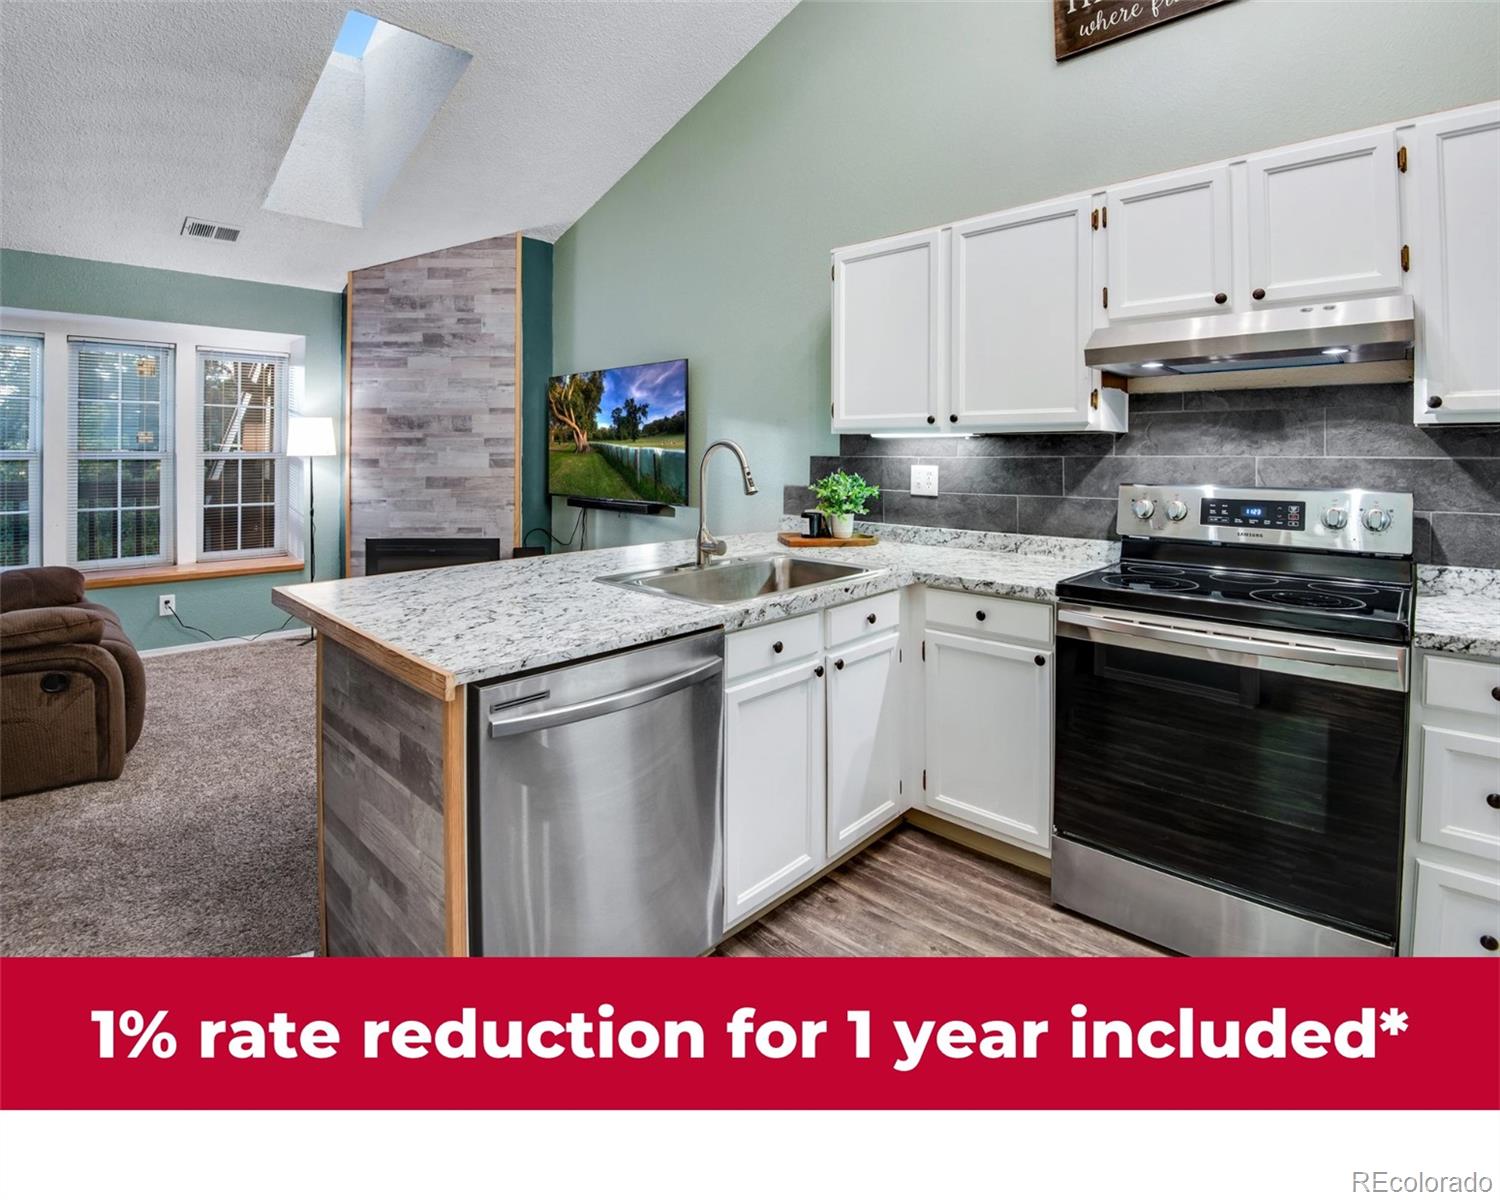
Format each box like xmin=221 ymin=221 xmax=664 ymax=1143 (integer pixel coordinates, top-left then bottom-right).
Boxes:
xmin=777 ymin=531 xmax=880 ymax=548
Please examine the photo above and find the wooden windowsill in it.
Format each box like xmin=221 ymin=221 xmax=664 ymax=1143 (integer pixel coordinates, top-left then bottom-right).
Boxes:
xmin=82 ymin=555 xmax=306 ymax=589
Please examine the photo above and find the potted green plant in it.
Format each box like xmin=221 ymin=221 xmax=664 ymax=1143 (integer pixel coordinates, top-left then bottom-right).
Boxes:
xmin=811 ymin=470 xmax=880 ymax=539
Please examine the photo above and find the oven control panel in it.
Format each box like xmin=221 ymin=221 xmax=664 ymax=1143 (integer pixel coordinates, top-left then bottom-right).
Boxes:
xmin=1117 ymin=485 xmax=1413 ymax=556
xmin=1202 ymin=498 xmax=1305 ymax=530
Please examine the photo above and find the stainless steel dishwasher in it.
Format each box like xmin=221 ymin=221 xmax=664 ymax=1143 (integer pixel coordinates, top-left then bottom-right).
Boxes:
xmin=471 ymin=629 xmax=725 ymax=956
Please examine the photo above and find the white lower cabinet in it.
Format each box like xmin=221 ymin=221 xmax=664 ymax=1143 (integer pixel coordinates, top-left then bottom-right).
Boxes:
xmin=723 ymin=657 xmax=826 ymax=926
xmin=923 ymin=625 xmax=1052 ymax=853
xmin=1401 ymin=649 xmax=1500 ymax=956
xmin=825 ymin=629 xmax=902 ymax=855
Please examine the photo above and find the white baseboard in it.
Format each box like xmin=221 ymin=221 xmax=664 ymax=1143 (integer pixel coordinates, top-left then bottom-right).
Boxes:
xmin=138 ymin=627 xmax=308 ymax=658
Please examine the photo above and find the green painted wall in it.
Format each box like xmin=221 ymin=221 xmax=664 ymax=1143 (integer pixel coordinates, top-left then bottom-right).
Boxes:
xmin=553 ymin=0 xmax=1500 ymax=548
xmin=0 ymin=248 xmax=344 ymax=649
xmin=520 ymin=237 xmax=554 ymax=551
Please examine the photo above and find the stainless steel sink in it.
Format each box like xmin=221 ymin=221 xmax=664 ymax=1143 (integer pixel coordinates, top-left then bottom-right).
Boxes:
xmin=598 ymin=553 xmax=881 ymax=607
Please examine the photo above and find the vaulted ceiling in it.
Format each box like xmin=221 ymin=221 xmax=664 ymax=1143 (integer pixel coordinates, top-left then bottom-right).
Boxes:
xmin=0 ymin=1 xmax=795 ymax=291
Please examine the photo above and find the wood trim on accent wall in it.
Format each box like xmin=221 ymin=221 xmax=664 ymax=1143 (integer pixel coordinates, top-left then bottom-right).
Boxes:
xmin=342 ymin=274 xmax=354 ymax=579
xmin=514 ymin=232 xmax=524 ymax=552
xmin=443 ymin=688 xmax=469 ymax=956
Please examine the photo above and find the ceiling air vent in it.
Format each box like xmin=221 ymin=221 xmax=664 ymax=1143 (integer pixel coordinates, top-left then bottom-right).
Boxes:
xmin=180 ymin=217 xmax=241 ymax=243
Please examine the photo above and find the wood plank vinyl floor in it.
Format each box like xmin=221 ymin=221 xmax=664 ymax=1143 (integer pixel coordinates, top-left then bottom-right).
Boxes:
xmin=718 ymin=825 xmax=1166 ymax=957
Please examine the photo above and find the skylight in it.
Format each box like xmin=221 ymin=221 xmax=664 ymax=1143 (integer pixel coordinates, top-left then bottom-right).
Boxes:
xmin=332 ymin=10 xmax=379 ymax=59
xmin=263 ymin=13 xmax=471 ymax=228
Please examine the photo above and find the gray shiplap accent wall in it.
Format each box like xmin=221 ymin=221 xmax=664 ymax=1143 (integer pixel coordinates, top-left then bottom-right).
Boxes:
xmin=786 ymin=384 xmax=1500 ymax=568
xmin=349 ymin=235 xmax=518 ymax=576
xmin=321 ymin=640 xmax=447 ymax=956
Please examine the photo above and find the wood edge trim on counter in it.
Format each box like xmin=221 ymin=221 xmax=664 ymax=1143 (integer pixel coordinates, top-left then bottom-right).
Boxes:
xmin=343 ymin=273 xmax=354 ymax=579
xmin=271 ymin=589 xmax=457 ymax=701
xmin=442 ymin=687 xmax=469 ymax=956
xmin=315 ymin=637 xmax=329 ymax=957
xmin=513 ymin=232 xmax=523 ymax=554
xmin=82 ymin=555 xmax=304 ymax=589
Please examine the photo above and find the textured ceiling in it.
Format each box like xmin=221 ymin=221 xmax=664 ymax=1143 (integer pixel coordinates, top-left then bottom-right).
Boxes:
xmin=0 ymin=0 xmax=795 ymax=292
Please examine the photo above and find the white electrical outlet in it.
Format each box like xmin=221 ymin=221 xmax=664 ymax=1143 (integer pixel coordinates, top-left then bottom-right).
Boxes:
xmin=158 ymin=594 xmax=176 ymax=618
xmin=910 ymin=464 xmax=939 ymax=497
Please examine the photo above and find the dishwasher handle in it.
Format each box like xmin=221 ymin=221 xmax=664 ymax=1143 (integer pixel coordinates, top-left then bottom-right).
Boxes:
xmin=487 ymin=658 xmax=723 ymax=738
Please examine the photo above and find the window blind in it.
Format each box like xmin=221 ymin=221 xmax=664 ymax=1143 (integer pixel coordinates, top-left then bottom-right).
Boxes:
xmin=198 ymin=349 xmax=288 ymax=558
xmin=67 ymin=339 xmax=175 ymax=567
xmin=0 ymin=333 xmax=43 ymax=568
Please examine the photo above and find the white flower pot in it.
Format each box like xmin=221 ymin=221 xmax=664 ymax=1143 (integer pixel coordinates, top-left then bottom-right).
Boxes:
xmin=827 ymin=513 xmax=855 ymax=539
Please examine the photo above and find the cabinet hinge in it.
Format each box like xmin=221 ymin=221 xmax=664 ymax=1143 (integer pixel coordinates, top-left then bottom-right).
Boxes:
xmin=1101 ymin=205 xmax=1107 ymax=228
xmin=922 ymin=769 xmax=927 ymax=790
xmin=1090 ymin=208 xmax=1099 ymax=231
xmin=831 ymin=263 xmax=836 ymax=281
xmin=1401 ymin=244 xmax=1411 ymax=272
xmin=1397 ymin=145 xmax=1408 ymax=173
xmin=1101 ymin=286 xmax=1108 ymax=309
xmin=898 ymin=648 xmax=903 ymax=663
xmin=899 ymin=780 xmax=903 ymax=796
xmin=921 ymin=639 xmax=926 ymax=662
xmin=1090 ymin=388 xmax=1100 ymax=410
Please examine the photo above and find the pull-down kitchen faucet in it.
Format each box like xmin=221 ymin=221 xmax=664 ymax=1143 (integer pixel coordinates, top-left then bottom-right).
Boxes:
xmin=696 ymin=439 xmax=758 ymax=568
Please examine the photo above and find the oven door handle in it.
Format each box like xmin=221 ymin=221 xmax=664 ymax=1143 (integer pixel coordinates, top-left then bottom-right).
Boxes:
xmin=1056 ymin=606 xmax=1407 ymax=689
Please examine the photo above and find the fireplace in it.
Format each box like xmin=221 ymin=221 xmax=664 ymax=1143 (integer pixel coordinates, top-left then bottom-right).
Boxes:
xmin=365 ymin=537 xmax=501 ymax=576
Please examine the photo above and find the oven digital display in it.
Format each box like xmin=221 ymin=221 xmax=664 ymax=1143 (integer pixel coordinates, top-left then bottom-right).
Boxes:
xmin=1201 ymin=498 xmax=1305 ymax=529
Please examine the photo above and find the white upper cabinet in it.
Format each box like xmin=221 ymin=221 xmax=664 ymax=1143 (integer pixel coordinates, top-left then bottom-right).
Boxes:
xmin=1102 ymin=165 xmax=1232 ymax=322
xmin=831 ymin=228 xmax=946 ymax=431
xmin=950 ymin=197 xmax=1111 ymax=431
xmin=1412 ymin=104 xmax=1500 ymax=423
xmin=1244 ymin=129 xmax=1403 ymax=306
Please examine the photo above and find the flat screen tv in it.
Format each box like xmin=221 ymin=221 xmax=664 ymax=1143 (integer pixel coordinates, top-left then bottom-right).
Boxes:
xmin=547 ymin=357 xmax=689 ymax=508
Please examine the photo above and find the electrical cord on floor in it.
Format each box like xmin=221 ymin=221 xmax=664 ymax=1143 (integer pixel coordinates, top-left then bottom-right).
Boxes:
xmin=165 ymin=603 xmax=299 ymax=645
xmin=522 ymin=508 xmax=586 ymax=552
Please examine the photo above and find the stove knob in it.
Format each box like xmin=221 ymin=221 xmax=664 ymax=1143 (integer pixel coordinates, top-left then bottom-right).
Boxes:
xmin=1130 ymin=497 xmax=1156 ymax=520
xmin=1164 ymin=499 xmax=1189 ymax=522
xmin=1323 ymin=505 xmax=1349 ymax=530
xmin=1363 ymin=507 xmax=1393 ymax=533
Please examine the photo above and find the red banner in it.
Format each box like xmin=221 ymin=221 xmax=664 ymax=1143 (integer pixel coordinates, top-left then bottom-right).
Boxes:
xmin=3 ymin=957 xmax=1496 ymax=1110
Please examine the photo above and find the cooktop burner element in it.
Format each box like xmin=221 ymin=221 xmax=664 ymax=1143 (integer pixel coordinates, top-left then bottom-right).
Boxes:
xmin=1100 ymin=574 xmax=1199 ymax=591
xmin=1249 ymin=588 xmax=1366 ymax=611
xmin=1056 ymin=485 xmax=1416 ymax=644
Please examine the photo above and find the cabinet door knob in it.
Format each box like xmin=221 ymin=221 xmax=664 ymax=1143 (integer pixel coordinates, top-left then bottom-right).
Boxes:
xmin=926 ymin=415 xmax=936 ymax=425
xmin=1034 ymin=654 xmax=1046 ymax=666
xmin=866 ymin=612 xmax=877 ymax=624
xmin=1492 ymin=686 xmax=1500 ymax=702
xmin=1214 ymin=292 xmax=1227 ymax=305
xmin=813 ymin=665 xmax=824 ymax=678
xmin=834 ymin=658 xmax=845 ymax=670
xmin=1427 ymin=396 xmax=1443 ymax=409
xmin=1252 ymin=287 xmax=1266 ymax=301
xmin=948 ymin=414 xmax=958 ymax=423
xmin=975 ymin=610 xmax=986 ymax=621
xmin=1488 ymin=794 xmax=1500 ymax=810
xmin=772 ymin=640 xmax=783 ymax=654
xmin=1481 ymin=935 xmax=1499 ymax=952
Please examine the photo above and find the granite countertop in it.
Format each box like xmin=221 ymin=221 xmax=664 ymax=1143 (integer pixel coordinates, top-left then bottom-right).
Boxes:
xmin=1414 ymin=566 xmax=1500 ymax=661
xmin=272 ymin=524 xmax=1500 ymax=688
xmin=272 ymin=526 xmax=1114 ymax=687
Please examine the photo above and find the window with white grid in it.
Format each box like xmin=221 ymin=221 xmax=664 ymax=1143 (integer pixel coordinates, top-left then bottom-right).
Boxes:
xmin=67 ymin=339 xmax=175 ymax=567
xmin=0 ymin=333 xmax=43 ymax=568
xmin=198 ymin=350 xmax=287 ymax=558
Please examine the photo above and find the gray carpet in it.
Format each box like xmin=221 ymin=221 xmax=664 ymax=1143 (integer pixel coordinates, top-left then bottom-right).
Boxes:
xmin=2 ymin=638 xmax=319 ymax=956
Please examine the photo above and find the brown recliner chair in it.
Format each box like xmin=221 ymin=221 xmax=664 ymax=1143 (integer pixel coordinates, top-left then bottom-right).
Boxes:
xmin=1 ymin=567 xmax=146 ymax=798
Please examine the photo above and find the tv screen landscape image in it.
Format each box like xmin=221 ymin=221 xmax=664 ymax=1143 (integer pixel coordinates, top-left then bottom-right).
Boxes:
xmin=547 ymin=358 xmax=689 ymax=506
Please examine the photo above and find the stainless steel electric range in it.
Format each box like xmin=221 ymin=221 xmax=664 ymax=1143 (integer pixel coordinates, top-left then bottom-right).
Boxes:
xmin=1051 ymin=484 xmax=1416 ymax=957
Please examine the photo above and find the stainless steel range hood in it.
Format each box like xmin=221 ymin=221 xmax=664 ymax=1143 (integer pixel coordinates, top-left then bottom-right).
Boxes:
xmin=1084 ymin=294 xmax=1415 ymax=377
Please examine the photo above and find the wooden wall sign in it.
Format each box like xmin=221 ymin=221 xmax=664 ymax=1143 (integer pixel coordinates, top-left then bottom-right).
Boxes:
xmin=1054 ymin=0 xmax=1235 ymax=61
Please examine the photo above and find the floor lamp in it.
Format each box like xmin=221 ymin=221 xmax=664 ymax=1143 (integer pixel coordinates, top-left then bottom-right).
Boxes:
xmin=287 ymin=416 xmax=337 ymax=641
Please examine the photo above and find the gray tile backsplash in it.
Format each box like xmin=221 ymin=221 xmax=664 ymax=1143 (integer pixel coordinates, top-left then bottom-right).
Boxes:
xmin=786 ymin=384 xmax=1500 ymax=567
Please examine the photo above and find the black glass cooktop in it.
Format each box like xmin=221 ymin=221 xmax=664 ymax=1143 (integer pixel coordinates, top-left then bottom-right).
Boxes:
xmin=1057 ymin=559 xmax=1413 ymax=643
